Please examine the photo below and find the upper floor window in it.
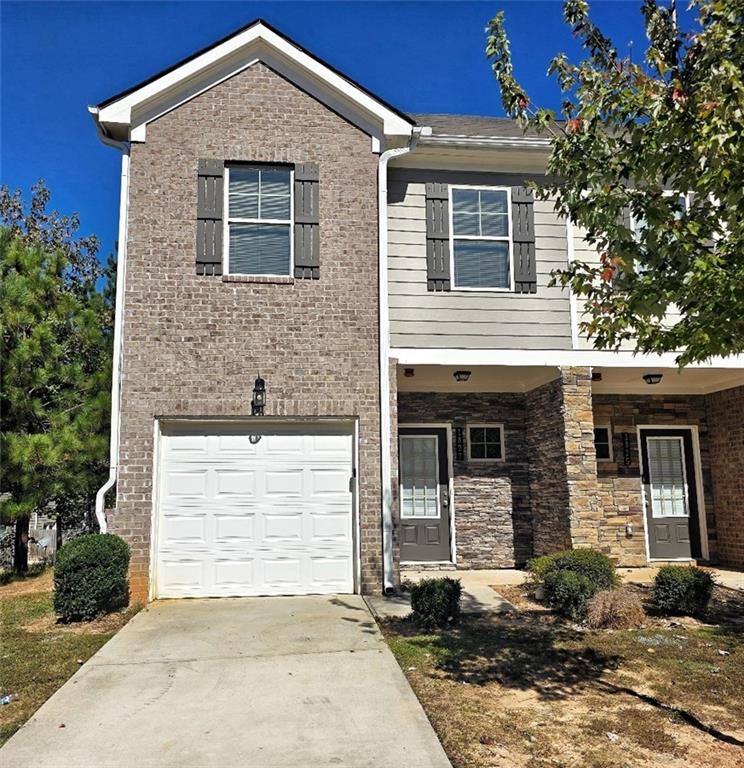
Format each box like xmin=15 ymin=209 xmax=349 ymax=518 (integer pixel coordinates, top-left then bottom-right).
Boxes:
xmin=450 ymin=187 xmax=512 ymax=291
xmin=225 ymin=165 xmax=293 ymax=276
xmin=630 ymin=192 xmax=689 ymax=241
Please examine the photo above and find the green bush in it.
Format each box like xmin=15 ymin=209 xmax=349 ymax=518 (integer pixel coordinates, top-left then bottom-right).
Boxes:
xmin=545 ymin=549 xmax=617 ymax=591
xmin=410 ymin=577 xmax=462 ymax=628
xmin=526 ymin=553 xmax=559 ymax=583
xmin=543 ymin=570 xmax=596 ymax=620
xmin=530 ymin=549 xmax=617 ymax=620
xmin=652 ymin=566 xmax=714 ymax=617
xmin=54 ymin=534 xmax=130 ymax=622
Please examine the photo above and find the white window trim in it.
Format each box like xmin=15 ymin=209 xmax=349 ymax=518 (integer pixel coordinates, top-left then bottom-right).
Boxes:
xmin=223 ymin=164 xmax=294 ymax=278
xmin=629 ymin=190 xmax=690 ymax=238
xmin=593 ymin=424 xmax=613 ymax=463
xmin=398 ymin=434 xmax=442 ymax=520
xmin=448 ymin=185 xmax=514 ymax=293
xmin=466 ymin=422 xmax=506 ymax=463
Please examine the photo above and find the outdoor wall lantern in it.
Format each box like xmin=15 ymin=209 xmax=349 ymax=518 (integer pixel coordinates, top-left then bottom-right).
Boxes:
xmin=453 ymin=370 xmax=472 ymax=382
xmin=251 ymin=375 xmax=266 ymax=416
xmin=642 ymin=373 xmax=663 ymax=385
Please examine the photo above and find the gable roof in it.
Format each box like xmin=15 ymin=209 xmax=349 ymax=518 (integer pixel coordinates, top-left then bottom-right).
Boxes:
xmin=91 ymin=18 xmax=414 ymax=143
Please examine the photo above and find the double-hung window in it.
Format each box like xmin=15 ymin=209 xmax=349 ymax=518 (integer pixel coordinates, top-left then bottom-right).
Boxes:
xmin=225 ymin=165 xmax=293 ymax=276
xmin=593 ymin=425 xmax=613 ymax=462
xmin=450 ymin=187 xmax=512 ymax=290
xmin=630 ymin=192 xmax=689 ymax=242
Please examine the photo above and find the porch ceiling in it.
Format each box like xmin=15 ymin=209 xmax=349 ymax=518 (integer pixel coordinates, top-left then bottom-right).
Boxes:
xmin=395 ymin=364 xmax=744 ymax=395
xmin=396 ymin=365 xmax=560 ymax=393
xmin=592 ymin=366 xmax=744 ymax=395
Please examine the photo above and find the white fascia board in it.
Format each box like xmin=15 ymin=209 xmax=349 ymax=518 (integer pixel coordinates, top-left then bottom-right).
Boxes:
xmin=96 ymin=23 xmax=412 ymax=140
xmin=390 ymin=347 xmax=744 ymax=370
xmin=417 ymin=135 xmax=551 ymax=150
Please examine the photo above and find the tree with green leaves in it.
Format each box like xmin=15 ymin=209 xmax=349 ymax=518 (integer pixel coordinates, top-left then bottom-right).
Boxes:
xmin=0 ymin=183 xmax=113 ymax=571
xmin=487 ymin=0 xmax=744 ymax=365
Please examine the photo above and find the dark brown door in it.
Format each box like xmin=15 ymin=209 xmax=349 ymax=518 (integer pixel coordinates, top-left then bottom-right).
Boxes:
xmin=640 ymin=429 xmax=701 ymax=560
xmin=398 ymin=428 xmax=451 ymax=562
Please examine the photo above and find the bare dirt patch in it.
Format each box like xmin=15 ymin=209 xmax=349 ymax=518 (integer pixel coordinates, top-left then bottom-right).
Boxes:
xmin=382 ymin=589 xmax=744 ymax=768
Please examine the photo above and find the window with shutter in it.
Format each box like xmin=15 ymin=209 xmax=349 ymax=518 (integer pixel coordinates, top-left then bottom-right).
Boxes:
xmin=450 ymin=187 xmax=512 ymax=290
xmin=224 ymin=165 xmax=293 ymax=276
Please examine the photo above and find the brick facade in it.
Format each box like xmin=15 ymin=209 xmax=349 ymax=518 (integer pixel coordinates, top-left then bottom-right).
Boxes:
xmin=705 ymin=385 xmax=744 ymax=568
xmin=116 ymin=62 xmax=383 ymax=598
xmin=526 ymin=368 xmax=600 ymax=557
xmin=592 ymin=393 xmax=717 ymax=565
xmin=398 ymin=392 xmax=533 ymax=568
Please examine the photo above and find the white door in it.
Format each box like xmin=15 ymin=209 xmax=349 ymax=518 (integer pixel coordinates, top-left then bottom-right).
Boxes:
xmin=154 ymin=421 xmax=355 ymax=598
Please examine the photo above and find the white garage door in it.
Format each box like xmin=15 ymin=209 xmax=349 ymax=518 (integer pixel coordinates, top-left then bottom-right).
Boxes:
xmin=155 ymin=422 xmax=355 ymax=598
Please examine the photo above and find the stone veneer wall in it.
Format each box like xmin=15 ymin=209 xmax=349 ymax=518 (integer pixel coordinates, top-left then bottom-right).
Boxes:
xmin=397 ymin=392 xmax=532 ymax=568
xmin=593 ymin=394 xmax=717 ymax=564
xmin=705 ymin=385 xmax=744 ymax=568
xmin=526 ymin=367 xmax=600 ymax=556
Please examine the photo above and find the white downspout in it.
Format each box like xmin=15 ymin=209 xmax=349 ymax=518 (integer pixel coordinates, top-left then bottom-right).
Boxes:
xmin=378 ymin=128 xmax=425 ymax=593
xmin=94 ymin=144 xmax=130 ymax=533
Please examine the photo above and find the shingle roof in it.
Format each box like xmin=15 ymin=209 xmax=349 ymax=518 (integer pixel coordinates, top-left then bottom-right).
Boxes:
xmin=410 ymin=113 xmax=548 ymax=139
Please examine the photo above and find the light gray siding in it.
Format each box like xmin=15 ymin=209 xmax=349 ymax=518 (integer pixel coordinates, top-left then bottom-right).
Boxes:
xmin=388 ymin=168 xmax=573 ymax=349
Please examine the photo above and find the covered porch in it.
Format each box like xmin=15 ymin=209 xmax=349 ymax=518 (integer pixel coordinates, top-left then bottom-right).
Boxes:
xmin=389 ymin=354 xmax=744 ymax=586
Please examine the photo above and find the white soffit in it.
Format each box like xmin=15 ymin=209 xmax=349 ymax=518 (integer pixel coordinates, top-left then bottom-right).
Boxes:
xmin=92 ymin=20 xmax=414 ymax=143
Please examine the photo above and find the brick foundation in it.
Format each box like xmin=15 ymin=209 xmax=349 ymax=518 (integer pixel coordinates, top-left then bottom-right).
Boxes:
xmin=706 ymin=385 xmax=744 ymax=568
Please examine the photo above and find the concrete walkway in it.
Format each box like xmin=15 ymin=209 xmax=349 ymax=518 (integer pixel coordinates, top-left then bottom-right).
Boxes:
xmin=366 ymin=570 xmax=516 ymax=620
xmin=0 ymin=596 xmax=451 ymax=768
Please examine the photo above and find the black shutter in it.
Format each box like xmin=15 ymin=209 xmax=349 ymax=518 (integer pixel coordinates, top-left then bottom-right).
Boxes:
xmin=425 ymin=182 xmax=451 ymax=291
xmin=511 ymin=186 xmax=536 ymax=294
xmin=196 ymin=159 xmax=224 ymax=276
xmin=294 ymin=163 xmax=320 ymax=279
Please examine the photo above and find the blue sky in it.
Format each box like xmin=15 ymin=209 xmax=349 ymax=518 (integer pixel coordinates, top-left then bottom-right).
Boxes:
xmin=2 ymin=1 xmax=657 ymax=255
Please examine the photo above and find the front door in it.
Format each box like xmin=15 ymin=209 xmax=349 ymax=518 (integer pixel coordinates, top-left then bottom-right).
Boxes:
xmin=398 ymin=428 xmax=451 ymax=562
xmin=639 ymin=429 xmax=701 ymax=560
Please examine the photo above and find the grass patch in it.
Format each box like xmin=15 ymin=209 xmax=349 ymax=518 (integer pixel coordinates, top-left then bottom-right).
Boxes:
xmin=0 ymin=570 xmax=139 ymax=745
xmin=381 ymin=604 xmax=744 ymax=768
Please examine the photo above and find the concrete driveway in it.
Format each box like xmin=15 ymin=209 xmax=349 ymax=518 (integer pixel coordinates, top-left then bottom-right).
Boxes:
xmin=1 ymin=596 xmax=450 ymax=768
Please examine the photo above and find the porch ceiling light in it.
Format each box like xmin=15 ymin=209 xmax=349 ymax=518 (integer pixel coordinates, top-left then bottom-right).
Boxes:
xmin=643 ymin=373 xmax=663 ymax=385
xmin=453 ymin=370 xmax=472 ymax=383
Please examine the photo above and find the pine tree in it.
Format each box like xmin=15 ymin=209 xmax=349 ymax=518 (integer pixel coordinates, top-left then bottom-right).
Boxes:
xmin=0 ymin=183 xmax=113 ymax=572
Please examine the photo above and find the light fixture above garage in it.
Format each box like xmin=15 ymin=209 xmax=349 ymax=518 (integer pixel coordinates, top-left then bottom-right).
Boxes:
xmin=453 ymin=370 xmax=472 ymax=383
xmin=643 ymin=373 xmax=663 ymax=385
xmin=252 ymin=375 xmax=266 ymax=415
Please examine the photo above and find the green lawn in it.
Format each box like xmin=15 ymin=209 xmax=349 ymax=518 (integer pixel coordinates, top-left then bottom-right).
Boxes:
xmin=0 ymin=570 xmax=139 ymax=745
xmin=382 ymin=588 xmax=744 ymax=768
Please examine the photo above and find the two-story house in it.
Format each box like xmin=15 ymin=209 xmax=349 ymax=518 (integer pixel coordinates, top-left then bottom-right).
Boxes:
xmin=90 ymin=20 xmax=744 ymax=602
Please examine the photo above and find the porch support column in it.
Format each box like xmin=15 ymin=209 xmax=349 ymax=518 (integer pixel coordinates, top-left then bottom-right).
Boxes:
xmin=527 ymin=366 xmax=600 ymax=556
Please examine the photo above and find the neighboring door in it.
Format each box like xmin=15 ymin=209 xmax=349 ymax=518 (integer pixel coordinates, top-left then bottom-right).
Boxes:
xmin=398 ymin=427 xmax=451 ymax=562
xmin=155 ymin=421 xmax=355 ymax=598
xmin=639 ymin=428 xmax=701 ymax=560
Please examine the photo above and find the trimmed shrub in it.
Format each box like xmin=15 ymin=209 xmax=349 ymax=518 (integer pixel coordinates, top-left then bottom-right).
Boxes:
xmin=543 ymin=570 xmax=595 ymax=620
xmin=54 ymin=534 xmax=130 ymax=622
xmin=586 ymin=588 xmax=646 ymax=629
xmin=652 ymin=566 xmax=714 ymax=617
xmin=526 ymin=553 xmax=559 ymax=583
xmin=410 ymin=577 xmax=462 ymax=628
xmin=543 ymin=549 xmax=618 ymax=592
